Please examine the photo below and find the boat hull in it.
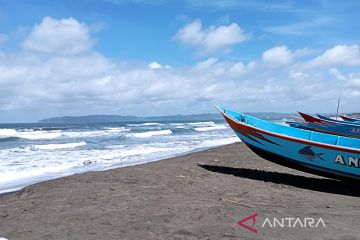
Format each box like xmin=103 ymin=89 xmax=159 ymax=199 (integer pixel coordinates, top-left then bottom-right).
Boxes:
xmin=339 ymin=114 xmax=360 ymax=123
xmin=245 ymin=141 xmax=358 ymax=181
xmin=317 ymin=114 xmax=360 ymax=125
xmin=219 ymin=107 xmax=360 ymax=180
xmin=299 ymin=112 xmax=360 ymax=138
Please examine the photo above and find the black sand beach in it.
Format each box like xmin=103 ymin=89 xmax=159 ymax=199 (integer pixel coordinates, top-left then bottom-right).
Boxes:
xmin=1 ymin=142 xmax=360 ymax=240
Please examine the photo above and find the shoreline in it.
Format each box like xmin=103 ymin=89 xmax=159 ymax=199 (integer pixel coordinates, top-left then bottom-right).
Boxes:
xmin=0 ymin=139 xmax=239 ymax=195
xmin=1 ymin=142 xmax=360 ymax=239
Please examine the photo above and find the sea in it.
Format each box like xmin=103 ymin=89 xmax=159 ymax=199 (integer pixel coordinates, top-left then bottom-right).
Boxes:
xmin=0 ymin=118 xmax=240 ymax=194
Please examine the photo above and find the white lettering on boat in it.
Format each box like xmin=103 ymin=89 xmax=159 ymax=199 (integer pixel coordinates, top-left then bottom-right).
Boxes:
xmin=350 ymin=128 xmax=360 ymax=133
xmin=334 ymin=154 xmax=359 ymax=167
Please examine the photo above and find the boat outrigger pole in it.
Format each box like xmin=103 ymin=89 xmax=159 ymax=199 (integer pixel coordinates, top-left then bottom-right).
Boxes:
xmin=336 ymin=98 xmax=340 ymax=120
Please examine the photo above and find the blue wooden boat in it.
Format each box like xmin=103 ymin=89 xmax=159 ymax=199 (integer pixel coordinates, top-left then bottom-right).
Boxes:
xmin=339 ymin=114 xmax=360 ymax=123
xmin=317 ymin=114 xmax=360 ymax=125
xmin=299 ymin=112 xmax=360 ymax=138
xmin=217 ymin=106 xmax=360 ymax=180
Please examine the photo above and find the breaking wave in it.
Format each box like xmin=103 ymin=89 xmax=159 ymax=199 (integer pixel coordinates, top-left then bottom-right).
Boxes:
xmin=33 ymin=141 xmax=87 ymax=150
xmin=0 ymin=129 xmax=62 ymax=140
xmin=188 ymin=121 xmax=216 ymax=126
xmin=126 ymin=122 xmax=163 ymax=127
xmin=194 ymin=125 xmax=228 ymax=132
xmin=126 ymin=129 xmax=173 ymax=138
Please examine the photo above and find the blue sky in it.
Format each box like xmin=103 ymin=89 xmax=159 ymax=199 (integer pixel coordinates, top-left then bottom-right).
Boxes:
xmin=0 ymin=0 xmax=360 ymax=122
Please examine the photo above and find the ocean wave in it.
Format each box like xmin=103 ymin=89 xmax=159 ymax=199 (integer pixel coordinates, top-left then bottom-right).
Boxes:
xmin=0 ymin=127 xmax=131 ymax=140
xmin=188 ymin=121 xmax=216 ymax=126
xmin=63 ymin=128 xmax=130 ymax=138
xmin=17 ymin=131 xmax=62 ymax=140
xmin=103 ymin=127 xmax=130 ymax=132
xmin=126 ymin=129 xmax=172 ymax=138
xmin=0 ymin=128 xmax=62 ymax=140
xmin=99 ymin=146 xmax=172 ymax=160
xmin=198 ymin=137 xmax=240 ymax=148
xmin=0 ymin=161 xmax=79 ymax=184
xmin=126 ymin=122 xmax=163 ymax=127
xmin=0 ymin=129 xmax=17 ymax=139
xmin=194 ymin=125 xmax=227 ymax=132
xmin=169 ymin=123 xmax=187 ymax=129
xmin=33 ymin=141 xmax=86 ymax=150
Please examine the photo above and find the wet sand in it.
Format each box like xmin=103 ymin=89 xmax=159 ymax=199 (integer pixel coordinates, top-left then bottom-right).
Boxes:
xmin=1 ymin=142 xmax=360 ymax=240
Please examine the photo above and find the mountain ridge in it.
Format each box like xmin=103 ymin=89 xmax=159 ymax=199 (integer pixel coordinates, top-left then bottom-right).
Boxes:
xmin=38 ymin=112 xmax=294 ymax=123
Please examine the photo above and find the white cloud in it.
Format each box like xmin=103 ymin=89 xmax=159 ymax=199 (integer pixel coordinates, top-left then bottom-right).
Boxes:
xmin=192 ymin=57 xmax=218 ymax=71
xmin=289 ymin=70 xmax=309 ymax=80
xmin=346 ymin=74 xmax=360 ymax=89
xmin=2 ymin=17 xmax=360 ymax=121
xmin=344 ymin=74 xmax=360 ymax=98
xmin=262 ymin=45 xmax=293 ymax=67
xmin=228 ymin=61 xmax=256 ymax=76
xmin=303 ymin=44 xmax=360 ymax=69
xmin=191 ymin=57 xmax=255 ymax=77
xmin=22 ymin=17 xmax=93 ymax=54
xmin=148 ymin=61 xmax=162 ymax=69
xmin=174 ymin=19 xmax=249 ymax=55
xmin=1 ymin=44 xmax=360 ymax=120
xmin=262 ymin=45 xmax=311 ymax=68
xmin=147 ymin=61 xmax=170 ymax=69
xmin=329 ymin=68 xmax=346 ymax=81
xmin=293 ymin=47 xmax=312 ymax=58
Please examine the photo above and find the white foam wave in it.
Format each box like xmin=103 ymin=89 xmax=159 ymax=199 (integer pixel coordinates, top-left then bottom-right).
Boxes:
xmin=103 ymin=127 xmax=130 ymax=132
xmin=169 ymin=123 xmax=187 ymax=129
xmin=0 ymin=129 xmax=62 ymax=140
xmin=0 ymin=129 xmax=17 ymax=138
xmin=63 ymin=128 xmax=129 ymax=138
xmin=194 ymin=125 xmax=227 ymax=132
xmin=188 ymin=121 xmax=216 ymax=126
xmin=126 ymin=129 xmax=172 ymax=138
xmin=99 ymin=146 xmax=172 ymax=160
xmin=199 ymin=137 xmax=240 ymax=148
xmin=127 ymin=122 xmax=163 ymax=127
xmin=0 ymin=161 xmax=80 ymax=184
xmin=17 ymin=131 xmax=62 ymax=140
xmin=33 ymin=141 xmax=86 ymax=150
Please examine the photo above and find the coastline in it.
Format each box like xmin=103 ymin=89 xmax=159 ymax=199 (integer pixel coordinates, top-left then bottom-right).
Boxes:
xmin=1 ymin=142 xmax=359 ymax=239
xmin=0 ymin=137 xmax=239 ymax=195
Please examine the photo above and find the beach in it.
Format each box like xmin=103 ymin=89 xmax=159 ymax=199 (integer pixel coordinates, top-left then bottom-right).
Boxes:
xmin=1 ymin=142 xmax=359 ymax=240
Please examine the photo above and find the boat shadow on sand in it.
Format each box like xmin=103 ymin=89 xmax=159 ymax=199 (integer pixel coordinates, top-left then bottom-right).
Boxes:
xmin=199 ymin=164 xmax=360 ymax=197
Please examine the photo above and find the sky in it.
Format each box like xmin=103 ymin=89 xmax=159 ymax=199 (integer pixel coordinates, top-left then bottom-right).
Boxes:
xmin=1 ymin=0 xmax=360 ymax=122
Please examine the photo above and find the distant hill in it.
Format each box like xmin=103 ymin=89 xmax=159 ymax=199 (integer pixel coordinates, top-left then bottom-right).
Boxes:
xmin=38 ymin=112 xmax=294 ymax=123
xmin=38 ymin=114 xmax=221 ymax=123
